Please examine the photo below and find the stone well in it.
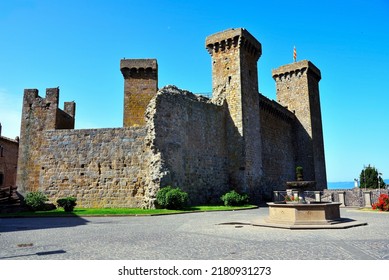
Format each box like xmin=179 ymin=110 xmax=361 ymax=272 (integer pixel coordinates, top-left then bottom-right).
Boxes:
xmin=266 ymin=202 xmax=342 ymax=225
xmin=251 ymin=180 xmax=368 ymax=229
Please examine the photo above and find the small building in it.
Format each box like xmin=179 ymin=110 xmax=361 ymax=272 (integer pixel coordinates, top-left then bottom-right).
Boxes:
xmin=0 ymin=123 xmax=19 ymax=192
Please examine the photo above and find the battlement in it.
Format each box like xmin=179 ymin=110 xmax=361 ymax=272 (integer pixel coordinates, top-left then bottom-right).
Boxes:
xmin=64 ymin=101 xmax=76 ymax=118
xmin=23 ymin=88 xmax=59 ymax=108
xmin=120 ymin=59 xmax=158 ymax=79
xmin=206 ymin=28 xmax=262 ymax=60
xmin=22 ymin=88 xmax=75 ymax=129
xmin=272 ymin=60 xmax=321 ymax=82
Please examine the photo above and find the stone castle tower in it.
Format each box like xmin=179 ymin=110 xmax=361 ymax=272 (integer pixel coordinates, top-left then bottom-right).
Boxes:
xmin=206 ymin=28 xmax=263 ymax=195
xmin=120 ymin=59 xmax=158 ymax=127
xmin=16 ymin=88 xmax=75 ymax=194
xmin=272 ymin=61 xmax=327 ymax=189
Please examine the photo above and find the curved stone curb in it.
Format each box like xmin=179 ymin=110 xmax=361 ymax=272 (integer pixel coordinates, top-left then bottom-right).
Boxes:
xmin=217 ymin=219 xmax=368 ymax=230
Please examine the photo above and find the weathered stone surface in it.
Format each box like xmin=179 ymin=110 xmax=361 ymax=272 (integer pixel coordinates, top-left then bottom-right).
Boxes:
xmin=258 ymin=95 xmax=296 ymax=197
xmin=16 ymin=88 xmax=75 ymax=195
xmin=323 ymin=188 xmax=389 ymax=207
xmin=146 ymin=86 xmax=229 ymax=205
xmin=273 ymin=60 xmax=327 ymax=190
xmin=39 ymin=127 xmax=150 ymax=208
xmin=0 ymin=132 xmax=19 ymax=189
xmin=266 ymin=202 xmax=342 ymax=225
xmin=121 ymin=59 xmax=158 ymax=127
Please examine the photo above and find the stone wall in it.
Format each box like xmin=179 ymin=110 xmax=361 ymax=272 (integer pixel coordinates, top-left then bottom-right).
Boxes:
xmin=323 ymin=188 xmax=389 ymax=207
xmin=258 ymin=95 xmax=296 ymax=197
xmin=39 ymin=127 xmax=151 ymax=208
xmin=147 ymin=86 xmax=230 ymax=205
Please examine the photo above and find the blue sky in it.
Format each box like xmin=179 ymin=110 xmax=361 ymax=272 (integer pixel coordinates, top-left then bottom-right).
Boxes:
xmin=0 ymin=0 xmax=388 ymax=182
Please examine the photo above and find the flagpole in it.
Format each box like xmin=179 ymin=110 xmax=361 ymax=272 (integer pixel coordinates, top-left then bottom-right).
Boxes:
xmin=293 ymin=46 xmax=297 ymax=62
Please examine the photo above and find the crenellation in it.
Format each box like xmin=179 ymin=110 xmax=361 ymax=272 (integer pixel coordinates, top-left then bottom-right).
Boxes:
xmin=64 ymin=102 xmax=76 ymax=117
xmin=23 ymin=89 xmax=39 ymax=104
xmin=206 ymin=28 xmax=261 ymax=60
xmin=272 ymin=60 xmax=321 ymax=82
xmin=45 ymin=88 xmax=59 ymax=106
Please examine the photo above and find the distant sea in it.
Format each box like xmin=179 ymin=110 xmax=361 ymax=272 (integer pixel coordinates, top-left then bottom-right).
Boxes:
xmin=328 ymin=179 xmax=389 ymax=189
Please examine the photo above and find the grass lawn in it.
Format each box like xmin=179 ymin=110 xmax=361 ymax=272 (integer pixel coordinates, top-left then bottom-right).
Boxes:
xmin=0 ymin=205 xmax=258 ymax=217
xmin=354 ymin=208 xmax=389 ymax=213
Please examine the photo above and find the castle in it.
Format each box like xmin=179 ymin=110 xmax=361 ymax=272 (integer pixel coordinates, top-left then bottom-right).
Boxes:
xmin=16 ymin=28 xmax=327 ymax=208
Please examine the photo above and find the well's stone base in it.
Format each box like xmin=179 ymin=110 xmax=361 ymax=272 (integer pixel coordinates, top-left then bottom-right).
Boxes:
xmin=218 ymin=202 xmax=368 ymax=230
xmin=266 ymin=202 xmax=342 ymax=225
xmin=247 ymin=202 xmax=367 ymax=229
xmin=251 ymin=219 xmax=367 ymax=229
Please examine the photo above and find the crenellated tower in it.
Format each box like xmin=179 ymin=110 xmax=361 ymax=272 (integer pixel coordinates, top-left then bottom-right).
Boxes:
xmin=272 ymin=60 xmax=327 ymax=189
xmin=120 ymin=59 xmax=158 ymax=127
xmin=206 ymin=28 xmax=263 ymax=196
xmin=16 ymin=88 xmax=75 ymax=194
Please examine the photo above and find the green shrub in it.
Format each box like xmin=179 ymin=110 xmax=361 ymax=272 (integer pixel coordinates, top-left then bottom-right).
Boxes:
xmin=25 ymin=191 xmax=48 ymax=211
xmin=156 ymin=186 xmax=172 ymax=208
xmin=57 ymin=197 xmax=77 ymax=212
xmin=165 ymin=188 xmax=188 ymax=210
xmin=220 ymin=190 xmax=249 ymax=206
xmin=156 ymin=186 xmax=188 ymax=210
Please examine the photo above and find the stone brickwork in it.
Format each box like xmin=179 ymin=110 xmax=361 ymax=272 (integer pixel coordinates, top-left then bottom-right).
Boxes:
xmin=121 ymin=59 xmax=158 ymax=127
xmin=146 ymin=86 xmax=229 ymax=205
xmin=38 ymin=127 xmax=151 ymax=208
xmin=323 ymin=188 xmax=389 ymax=207
xmin=206 ymin=28 xmax=263 ymax=197
xmin=16 ymin=88 xmax=75 ymax=195
xmin=16 ymin=28 xmax=327 ymax=208
xmin=272 ymin=61 xmax=327 ymax=190
xmin=258 ymin=95 xmax=296 ymax=199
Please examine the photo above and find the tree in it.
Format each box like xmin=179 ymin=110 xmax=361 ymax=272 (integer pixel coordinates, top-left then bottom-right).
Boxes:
xmin=359 ymin=165 xmax=385 ymax=189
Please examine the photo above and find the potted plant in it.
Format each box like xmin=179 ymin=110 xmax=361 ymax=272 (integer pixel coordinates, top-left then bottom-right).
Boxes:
xmin=296 ymin=166 xmax=304 ymax=181
xmin=284 ymin=194 xmax=299 ymax=204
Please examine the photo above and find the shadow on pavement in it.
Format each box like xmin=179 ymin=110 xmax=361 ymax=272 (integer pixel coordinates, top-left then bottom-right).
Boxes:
xmin=0 ymin=249 xmax=67 ymax=260
xmin=0 ymin=216 xmax=90 ymax=233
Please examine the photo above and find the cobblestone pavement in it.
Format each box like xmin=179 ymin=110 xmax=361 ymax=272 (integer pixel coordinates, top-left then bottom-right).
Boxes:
xmin=0 ymin=208 xmax=388 ymax=260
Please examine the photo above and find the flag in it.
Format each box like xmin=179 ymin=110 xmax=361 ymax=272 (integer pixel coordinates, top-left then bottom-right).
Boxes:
xmin=293 ymin=46 xmax=297 ymax=62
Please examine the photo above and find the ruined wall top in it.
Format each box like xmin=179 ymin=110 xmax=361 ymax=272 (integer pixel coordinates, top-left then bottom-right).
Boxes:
xmin=205 ymin=28 xmax=262 ymax=60
xmin=272 ymin=60 xmax=321 ymax=81
xmin=21 ymin=87 xmax=75 ymax=130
